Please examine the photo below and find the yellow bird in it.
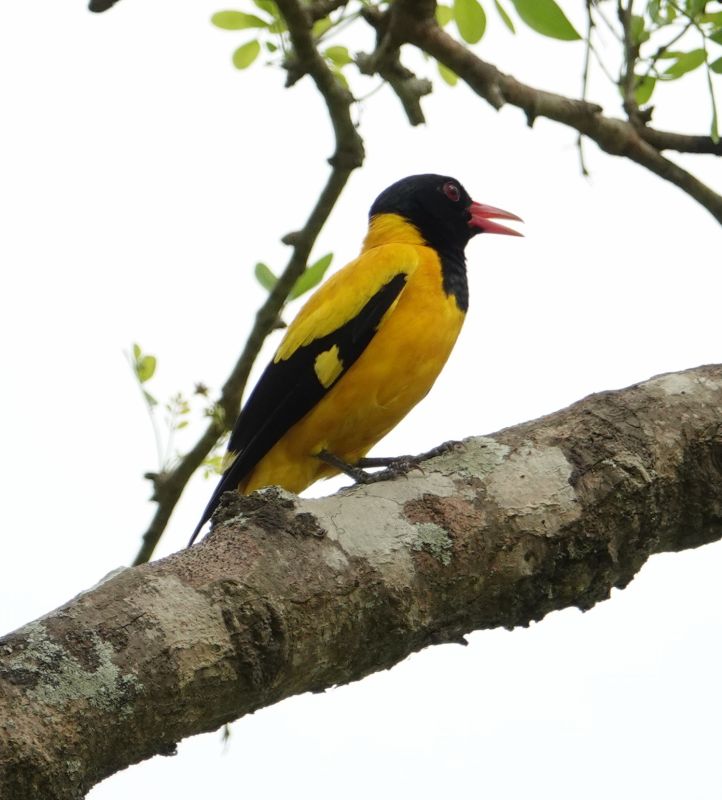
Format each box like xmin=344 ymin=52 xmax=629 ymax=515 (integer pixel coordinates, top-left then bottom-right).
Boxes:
xmin=189 ymin=174 xmax=521 ymax=545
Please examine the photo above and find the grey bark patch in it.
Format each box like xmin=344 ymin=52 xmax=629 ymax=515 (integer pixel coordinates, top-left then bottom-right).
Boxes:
xmin=430 ymin=436 xmax=510 ymax=479
xmin=411 ymin=523 xmax=453 ymax=565
xmin=3 ymin=622 xmax=141 ymax=711
xmin=485 ymin=444 xmax=580 ymax=531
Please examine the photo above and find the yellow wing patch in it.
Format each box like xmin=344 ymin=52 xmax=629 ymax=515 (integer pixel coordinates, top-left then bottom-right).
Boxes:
xmin=274 ymin=241 xmax=420 ymax=364
xmin=314 ymin=345 xmax=344 ymax=388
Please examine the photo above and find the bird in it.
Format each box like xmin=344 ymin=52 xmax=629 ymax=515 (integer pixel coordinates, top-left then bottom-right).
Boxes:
xmin=188 ymin=173 xmax=522 ymax=545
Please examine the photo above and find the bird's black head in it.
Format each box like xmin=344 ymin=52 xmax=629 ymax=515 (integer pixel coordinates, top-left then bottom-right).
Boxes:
xmin=369 ymin=173 xmax=521 ymax=258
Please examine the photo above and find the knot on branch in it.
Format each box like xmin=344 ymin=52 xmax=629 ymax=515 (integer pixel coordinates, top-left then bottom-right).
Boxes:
xmin=328 ymin=143 xmax=365 ymax=170
xmin=356 ymin=50 xmax=432 ymax=126
xmin=283 ymin=54 xmax=306 ymax=88
xmin=145 ymin=470 xmax=171 ymax=502
xmin=357 ymin=2 xmax=432 ymax=125
xmin=595 ymin=117 xmax=640 ymax=157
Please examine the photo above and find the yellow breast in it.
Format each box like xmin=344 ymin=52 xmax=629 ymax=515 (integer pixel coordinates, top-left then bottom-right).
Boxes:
xmin=241 ymin=225 xmax=466 ymax=494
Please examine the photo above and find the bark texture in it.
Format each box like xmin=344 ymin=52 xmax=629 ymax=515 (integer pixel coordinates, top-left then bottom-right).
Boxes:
xmin=2 ymin=365 xmax=721 ymax=799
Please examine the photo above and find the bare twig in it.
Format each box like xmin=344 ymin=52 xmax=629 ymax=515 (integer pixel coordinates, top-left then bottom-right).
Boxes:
xmin=385 ymin=2 xmax=722 ymax=224
xmin=307 ymin=0 xmax=348 ymax=21
xmin=617 ymin=0 xmax=641 ymax=123
xmin=356 ymin=50 xmax=432 ymax=126
xmin=578 ymin=1 xmax=595 ymax=176
xmin=639 ymin=126 xmax=722 ymax=154
xmin=132 ymin=0 xmax=364 ymax=565
xmin=354 ymin=4 xmax=432 ymax=126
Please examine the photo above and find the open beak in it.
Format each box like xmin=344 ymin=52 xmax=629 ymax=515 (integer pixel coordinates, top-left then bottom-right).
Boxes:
xmin=468 ymin=202 xmax=523 ymax=237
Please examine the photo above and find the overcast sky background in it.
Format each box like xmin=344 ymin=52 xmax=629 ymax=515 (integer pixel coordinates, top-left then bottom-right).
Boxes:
xmin=1 ymin=1 xmax=721 ymax=798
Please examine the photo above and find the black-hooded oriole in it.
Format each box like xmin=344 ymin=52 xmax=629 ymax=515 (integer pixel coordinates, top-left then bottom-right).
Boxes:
xmin=189 ymin=174 xmax=521 ymax=545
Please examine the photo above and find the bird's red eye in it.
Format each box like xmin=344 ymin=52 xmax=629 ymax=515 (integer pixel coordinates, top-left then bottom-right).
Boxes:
xmin=443 ymin=181 xmax=461 ymax=202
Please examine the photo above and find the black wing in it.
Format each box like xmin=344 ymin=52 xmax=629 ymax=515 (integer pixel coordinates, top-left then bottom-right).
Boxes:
xmin=188 ymin=272 xmax=407 ymax=545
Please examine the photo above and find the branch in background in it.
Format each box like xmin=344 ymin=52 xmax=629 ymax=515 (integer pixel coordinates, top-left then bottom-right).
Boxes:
xmin=356 ymin=51 xmax=432 ymax=126
xmin=356 ymin=4 xmax=432 ymax=126
xmin=4 ymin=364 xmax=722 ymax=798
xmin=307 ymin=0 xmax=349 ymax=21
xmin=616 ymin=0 xmax=644 ymax=124
xmin=132 ymin=0 xmax=364 ymax=565
xmin=383 ymin=5 xmax=722 ymax=225
xmin=577 ymin=0 xmax=595 ymax=177
xmin=639 ymin=126 xmax=722 ymax=155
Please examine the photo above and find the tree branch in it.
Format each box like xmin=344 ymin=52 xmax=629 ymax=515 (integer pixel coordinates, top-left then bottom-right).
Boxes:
xmin=377 ymin=4 xmax=722 ymax=224
xmin=132 ymin=0 xmax=364 ymax=565
xmin=638 ymin=126 xmax=722 ymax=154
xmin=3 ymin=364 xmax=722 ymax=799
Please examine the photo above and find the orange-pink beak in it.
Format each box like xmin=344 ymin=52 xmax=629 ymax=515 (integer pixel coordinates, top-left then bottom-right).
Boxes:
xmin=469 ymin=202 xmax=523 ymax=237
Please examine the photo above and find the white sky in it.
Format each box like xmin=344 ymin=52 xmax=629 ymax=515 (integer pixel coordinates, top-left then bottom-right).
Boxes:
xmin=1 ymin=1 xmax=721 ymax=798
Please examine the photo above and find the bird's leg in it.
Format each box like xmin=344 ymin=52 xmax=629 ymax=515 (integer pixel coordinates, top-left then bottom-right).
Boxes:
xmin=319 ymin=441 xmax=462 ymax=486
xmin=317 ymin=450 xmax=374 ymax=483
xmin=355 ymin=456 xmax=408 ymax=468
xmin=357 ymin=440 xmax=460 ymax=471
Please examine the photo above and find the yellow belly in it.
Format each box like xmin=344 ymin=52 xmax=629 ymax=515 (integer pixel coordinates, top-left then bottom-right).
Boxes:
xmin=240 ymin=250 xmax=465 ymax=494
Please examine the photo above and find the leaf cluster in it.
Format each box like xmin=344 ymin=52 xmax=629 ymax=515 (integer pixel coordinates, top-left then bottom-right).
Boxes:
xmin=129 ymin=343 xmax=224 ymax=474
xmin=619 ymin=0 xmax=722 ymax=140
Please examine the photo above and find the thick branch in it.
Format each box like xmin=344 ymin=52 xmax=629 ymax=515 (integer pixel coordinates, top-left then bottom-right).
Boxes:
xmin=3 ymin=365 xmax=721 ymax=799
xmin=132 ymin=0 xmax=364 ymax=565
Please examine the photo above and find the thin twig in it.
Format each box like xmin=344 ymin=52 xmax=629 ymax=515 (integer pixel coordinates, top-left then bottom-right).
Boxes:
xmin=132 ymin=0 xmax=364 ymax=565
xmin=578 ymin=1 xmax=595 ymax=176
xmin=617 ymin=0 xmax=641 ymax=122
xmin=388 ymin=1 xmax=722 ymax=224
xmin=638 ymin=127 xmax=722 ymax=153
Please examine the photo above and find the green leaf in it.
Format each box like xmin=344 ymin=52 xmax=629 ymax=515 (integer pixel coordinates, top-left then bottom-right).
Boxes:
xmin=648 ymin=0 xmax=661 ymax=23
xmin=265 ymin=41 xmax=278 ymax=52
xmin=710 ymin=28 xmax=722 ymax=45
xmin=211 ymin=11 xmax=269 ymax=29
xmin=289 ymin=253 xmax=333 ymax=300
xmin=710 ymin=56 xmax=722 ymax=74
xmin=312 ymin=17 xmax=333 ymax=38
xmin=324 ymin=45 xmax=353 ymax=67
xmin=686 ymin=0 xmax=706 ymax=17
xmin=132 ymin=342 xmax=141 ymax=360
xmin=330 ymin=67 xmax=349 ymax=90
xmin=630 ymin=15 xmax=650 ymax=46
xmin=437 ymin=60 xmax=459 ymax=85
xmin=254 ymin=262 xmax=278 ymax=293
xmin=136 ymin=355 xmax=157 ymax=383
xmin=232 ymin=39 xmax=261 ymax=69
xmin=436 ymin=4 xmax=454 ymax=26
xmin=494 ymin=0 xmax=516 ymax=32
xmin=664 ymin=48 xmax=706 ymax=78
xmin=509 ymin=0 xmax=581 ymax=40
xmin=700 ymin=12 xmax=722 ymax=25
xmin=634 ymin=75 xmax=656 ymax=105
xmin=454 ymin=0 xmax=487 ymax=43
xmin=253 ymin=0 xmax=278 ymax=17
xmin=268 ymin=18 xmax=287 ymax=33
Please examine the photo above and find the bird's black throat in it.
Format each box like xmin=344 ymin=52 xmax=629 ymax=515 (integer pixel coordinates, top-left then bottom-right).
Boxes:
xmin=438 ymin=247 xmax=469 ymax=312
